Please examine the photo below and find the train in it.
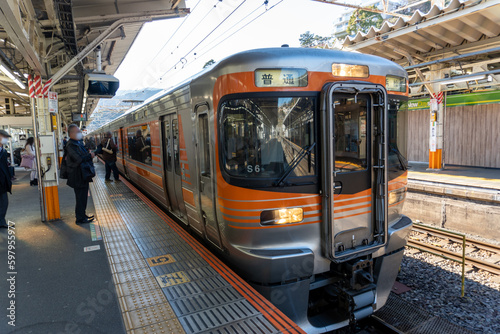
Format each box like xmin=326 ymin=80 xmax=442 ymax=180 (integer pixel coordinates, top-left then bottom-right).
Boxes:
xmin=89 ymin=47 xmax=412 ymax=333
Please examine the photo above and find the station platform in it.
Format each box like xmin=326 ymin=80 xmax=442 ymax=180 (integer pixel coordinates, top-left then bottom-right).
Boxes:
xmin=0 ymin=163 xmax=303 ymax=334
xmin=0 ymin=169 xmax=124 ymax=333
xmin=404 ymin=162 xmax=500 ymax=242
xmin=407 ymin=162 xmax=500 ymax=204
xmin=408 ymin=162 xmax=500 ymax=191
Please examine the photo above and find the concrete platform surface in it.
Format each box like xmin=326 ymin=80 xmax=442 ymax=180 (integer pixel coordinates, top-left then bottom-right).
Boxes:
xmin=408 ymin=162 xmax=500 ymax=190
xmin=0 ymin=171 xmax=125 ymax=334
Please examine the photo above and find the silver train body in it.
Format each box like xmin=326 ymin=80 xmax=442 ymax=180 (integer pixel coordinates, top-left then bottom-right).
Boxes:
xmin=91 ymin=48 xmax=413 ymax=333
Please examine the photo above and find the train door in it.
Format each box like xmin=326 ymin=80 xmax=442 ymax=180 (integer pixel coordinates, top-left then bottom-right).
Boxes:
xmin=321 ymin=82 xmax=388 ymax=261
xmin=119 ymin=127 xmax=128 ymax=176
xmin=162 ymin=114 xmax=186 ymax=220
xmin=196 ymin=104 xmax=221 ymax=247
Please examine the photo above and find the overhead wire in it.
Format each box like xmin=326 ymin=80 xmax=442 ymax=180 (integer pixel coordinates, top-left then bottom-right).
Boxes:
xmin=194 ymin=1 xmax=267 ymax=57
xmin=159 ymin=0 xmax=248 ymax=80
xmin=176 ymin=0 xmax=284 ymax=72
xmin=174 ymin=0 xmax=222 ymax=51
xmin=145 ymin=0 xmax=204 ymax=69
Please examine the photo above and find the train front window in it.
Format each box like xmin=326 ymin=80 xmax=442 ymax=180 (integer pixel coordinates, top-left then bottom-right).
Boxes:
xmin=388 ymin=97 xmax=408 ymax=170
xmin=221 ymin=96 xmax=316 ymax=180
xmin=334 ymin=96 xmax=368 ymax=172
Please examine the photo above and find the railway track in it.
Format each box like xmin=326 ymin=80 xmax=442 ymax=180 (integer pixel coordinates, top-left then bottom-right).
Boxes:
xmin=408 ymin=224 xmax=500 ymax=276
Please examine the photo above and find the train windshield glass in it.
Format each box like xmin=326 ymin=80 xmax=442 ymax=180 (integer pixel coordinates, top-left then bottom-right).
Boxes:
xmin=388 ymin=97 xmax=408 ymax=170
xmin=221 ymin=96 xmax=316 ymax=180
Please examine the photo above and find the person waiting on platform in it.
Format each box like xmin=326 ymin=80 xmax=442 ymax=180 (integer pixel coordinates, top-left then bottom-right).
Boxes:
xmin=96 ymin=131 xmax=120 ymax=182
xmin=65 ymin=124 xmax=95 ymax=225
xmin=0 ymin=129 xmax=12 ymax=228
xmin=21 ymin=137 xmax=38 ymax=186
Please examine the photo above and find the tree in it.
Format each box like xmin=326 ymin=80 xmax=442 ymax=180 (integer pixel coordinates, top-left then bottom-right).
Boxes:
xmin=346 ymin=6 xmax=384 ymax=36
xmin=203 ymin=59 xmax=215 ymax=69
xmin=299 ymin=31 xmax=335 ymax=49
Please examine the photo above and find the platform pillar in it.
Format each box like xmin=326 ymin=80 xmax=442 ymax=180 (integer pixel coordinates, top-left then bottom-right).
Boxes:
xmin=428 ymin=66 xmax=444 ymax=170
xmin=29 ymin=75 xmax=61 ymax=221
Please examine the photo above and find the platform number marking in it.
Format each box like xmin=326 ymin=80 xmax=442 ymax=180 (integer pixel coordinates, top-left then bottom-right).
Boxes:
xmin=84 ymin=245 xmax=101 ymax=252
xmin=156 ymin=271 xmax=190 ymax=288
xmin=146 ymin=254 xmax=176 ymax=267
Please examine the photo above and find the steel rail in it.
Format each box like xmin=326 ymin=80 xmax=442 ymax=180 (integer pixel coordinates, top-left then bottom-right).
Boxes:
xmin=368 ymin=315 xmax=404 ymax=334
xmin=407 ymin=239 xmax=500 ymax=276
xmin=412 ymin=225 xmax=500 ymax=254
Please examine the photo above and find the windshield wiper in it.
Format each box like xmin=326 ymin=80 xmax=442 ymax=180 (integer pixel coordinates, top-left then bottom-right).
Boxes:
xmin=391 ymin=147 xmax=408 ymax=170
xmin=274 ymin=142 xmax=316 ymax=187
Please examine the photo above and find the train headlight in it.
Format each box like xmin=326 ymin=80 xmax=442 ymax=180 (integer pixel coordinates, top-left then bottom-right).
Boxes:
xmin=260 ymin=208 xmax=304 ymax=225
xmin=389 ymin=188 xmax=406 ymax=205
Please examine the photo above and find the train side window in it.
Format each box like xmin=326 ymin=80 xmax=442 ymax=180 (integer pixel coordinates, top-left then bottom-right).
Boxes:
xmin=128 ymin=125 xmax=152 ymax=165
xmin=113 ymin=131 xmax=119 ymax=152
xmin=127 ymin=128 xmax=136 ymax=159
xmin=198 ymin=114 xmax=210 ymax=177
xmin=164 ymin=120 xmax=172 ymax=171
xmin=172 ymin=119 xmax=181 ymax=175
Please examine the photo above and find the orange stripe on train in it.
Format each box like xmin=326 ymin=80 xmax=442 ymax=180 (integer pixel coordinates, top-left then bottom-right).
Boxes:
xmin=182 ymin=188 xmax=196 ymax=207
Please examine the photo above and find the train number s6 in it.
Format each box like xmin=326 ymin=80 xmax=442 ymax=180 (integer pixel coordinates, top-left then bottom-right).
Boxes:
xmin=247 ymin=165 xmax=260 ymax=173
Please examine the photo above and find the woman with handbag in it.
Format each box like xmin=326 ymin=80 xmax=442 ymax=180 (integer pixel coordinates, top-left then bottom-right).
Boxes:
xmin=20 ymin=137 xmax=37 ymax=186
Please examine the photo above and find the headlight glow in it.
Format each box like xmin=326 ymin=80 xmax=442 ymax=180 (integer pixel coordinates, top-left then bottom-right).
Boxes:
xmin=261 ymin=208 xmax=304 ymax=225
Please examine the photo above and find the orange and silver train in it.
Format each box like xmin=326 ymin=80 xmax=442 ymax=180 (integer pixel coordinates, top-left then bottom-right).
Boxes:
xmin=91 ymin=47 xmax=412 ymax=333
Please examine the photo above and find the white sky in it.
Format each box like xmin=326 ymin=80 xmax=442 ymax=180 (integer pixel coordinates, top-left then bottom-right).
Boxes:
xmin=114 ymin=0 xmax=364 ymax=91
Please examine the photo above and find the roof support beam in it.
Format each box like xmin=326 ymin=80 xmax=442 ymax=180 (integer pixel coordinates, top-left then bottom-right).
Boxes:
xmin=440 ymin=21 xmax=483 ymax=43
xmin=423 ymin=26 xmax=463 ymax=46
xmin=409 ymin=31 xmax=442 ymax=49
xmin=385 ymin=40 xmax=435 ymax=96
xmin=460 ymin=16 xmax=500 ymax=38
xmin=423 ymin=35 xmax=500 ymax=57
xmin=0 ymin=0 xmax=46 ymax=75
xmin=409 ymin=69 xmax=500 ymax=86
xmin=405 ymin=45 xmax=500 ymax=70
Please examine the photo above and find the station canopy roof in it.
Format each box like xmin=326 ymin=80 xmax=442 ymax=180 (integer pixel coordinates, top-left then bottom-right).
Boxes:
xmin=0 ymin=0 xmax=188 ymax=122
xmin=342 ymin=0 xmax=500 ymax=61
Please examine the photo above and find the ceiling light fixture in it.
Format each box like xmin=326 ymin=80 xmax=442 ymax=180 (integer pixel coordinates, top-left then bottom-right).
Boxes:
xmin=0 ymin=61 xmax=26 ymax=89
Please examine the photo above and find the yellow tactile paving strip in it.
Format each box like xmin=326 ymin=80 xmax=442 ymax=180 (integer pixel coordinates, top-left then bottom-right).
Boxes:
xmin=90 ymin=176 xmax=186 ymax=334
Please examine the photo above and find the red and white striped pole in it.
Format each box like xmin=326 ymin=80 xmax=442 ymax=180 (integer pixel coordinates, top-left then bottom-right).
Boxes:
xmin=28 ymin=74 xmax=47 ymax=221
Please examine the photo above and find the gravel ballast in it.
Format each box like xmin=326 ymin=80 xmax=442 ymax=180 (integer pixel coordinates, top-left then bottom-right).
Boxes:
xmin=397 ymin=248 xmax=500 ymax=334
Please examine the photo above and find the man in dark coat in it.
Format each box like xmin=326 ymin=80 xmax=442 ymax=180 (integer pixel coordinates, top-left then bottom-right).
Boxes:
xmin=65 ymin=124 xmax=95 ymax=224
xmin=97 ymin=131 xmax=120 ymax=182
xmin=0 ymin=129 xmax=13 ymax=228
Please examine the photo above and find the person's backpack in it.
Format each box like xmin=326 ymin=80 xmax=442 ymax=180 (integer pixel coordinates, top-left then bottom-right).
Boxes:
xmin=60 ymin=152 xmax=68 ymax=179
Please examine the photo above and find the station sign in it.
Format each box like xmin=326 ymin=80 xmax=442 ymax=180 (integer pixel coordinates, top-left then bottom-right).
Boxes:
xmin=255 ymin=68 xmax=308 ymax=87
xmin=72 ymin=113 xmax=87 ymax=122
xmin=48 ymin=92 xmax=58 ymax=113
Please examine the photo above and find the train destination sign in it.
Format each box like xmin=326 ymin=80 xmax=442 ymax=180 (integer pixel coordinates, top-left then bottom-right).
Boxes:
xmin=386 ymin=75 xmax=406 ymax=92
xmin=255 ymin=68 xmax=308 ymax=87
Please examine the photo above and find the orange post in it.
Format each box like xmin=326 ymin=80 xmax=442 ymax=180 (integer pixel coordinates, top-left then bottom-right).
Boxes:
xmin=429 ymin=149 xmax=442 ymax=169
xmin=44 ymin=185 xmax=61 ymax=220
